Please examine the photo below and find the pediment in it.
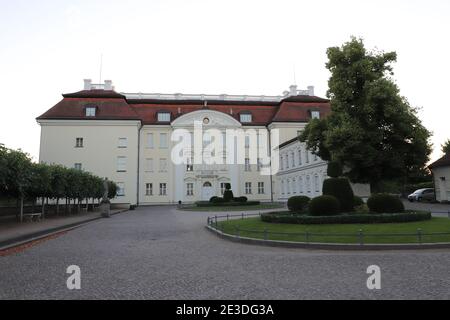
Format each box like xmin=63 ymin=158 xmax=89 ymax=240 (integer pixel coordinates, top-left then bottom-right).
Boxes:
xmin=171 ymin=110 xmax=242 ymax=128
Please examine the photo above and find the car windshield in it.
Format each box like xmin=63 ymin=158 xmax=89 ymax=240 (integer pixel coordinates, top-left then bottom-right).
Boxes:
xmin=413 ymin=189 xmax=427 ymax=194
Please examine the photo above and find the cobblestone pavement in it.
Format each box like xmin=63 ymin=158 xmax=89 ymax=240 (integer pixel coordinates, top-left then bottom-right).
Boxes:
xmin=1 ymin=206 xmax=450 ymax=300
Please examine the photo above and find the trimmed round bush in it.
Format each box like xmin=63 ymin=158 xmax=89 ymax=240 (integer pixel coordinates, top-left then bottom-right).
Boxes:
xmin=210 ymin=196 xmax=219 ymax=203
xmin=327 ymin=161 xmax=343 ymax=178
xmin=309 ymin=195 xmax=340 ymax=216
xmin=287 ymin=196 xmax=311 ymax=213
xmin=236 ymin=196 xmax=248 ymax=203
xmin=367 ymin=194 xmax=405 ymax=214
xmin=353 ymin=196 xmax=364 ymax=207
xmin=223 ymin=190 xmax=234 ymax=202
xmin=322 ymin=178 xmax=354 ymax=212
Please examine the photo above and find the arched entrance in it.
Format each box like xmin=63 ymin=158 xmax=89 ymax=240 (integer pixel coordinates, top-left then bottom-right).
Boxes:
xmin=202 ymin=182 xmax=214 ymax=201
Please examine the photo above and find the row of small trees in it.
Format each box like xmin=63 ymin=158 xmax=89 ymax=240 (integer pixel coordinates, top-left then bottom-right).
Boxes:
xmin=0 ymin=144 xmax=118 ymax=222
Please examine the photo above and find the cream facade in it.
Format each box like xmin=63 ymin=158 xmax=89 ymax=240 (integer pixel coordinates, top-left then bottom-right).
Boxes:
xmin=276 ymin=138 xmax=371 ymax=201
xmin=37 ymin=80 xmax=332 ymax=206
xmin=432 ymin=167 xmax=450 ymax=202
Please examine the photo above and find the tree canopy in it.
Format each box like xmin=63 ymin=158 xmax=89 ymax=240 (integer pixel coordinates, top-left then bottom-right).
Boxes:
xmin=442 ymin=139 xmax=450 ymax=155
xmin=300 ymin=37 xmax=432 ymax=188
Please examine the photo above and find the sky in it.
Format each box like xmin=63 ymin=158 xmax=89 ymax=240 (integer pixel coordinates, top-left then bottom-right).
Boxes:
xmin=0 ymin=0 xmax=449 ymax=163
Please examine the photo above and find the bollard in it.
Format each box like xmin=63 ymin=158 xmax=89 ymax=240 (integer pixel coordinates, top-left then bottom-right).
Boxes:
xmin=236 ymin=226 xmax=240 ymax=238
xmin=417 ymin=228 xmax=422 ymax=244
xmin=305 ymin=232 xmax=310 ymax=244
xmin=358 ymin=229 xmax=364 ymax=245
xmin=207 ymin=217 xmax=210 ymax=225
xmin=215 ymin=216 xmax=218 ymax=229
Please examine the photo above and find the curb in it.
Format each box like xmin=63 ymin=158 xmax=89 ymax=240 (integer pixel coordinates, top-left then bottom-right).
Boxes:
xmin=205 ymin=225 xmax=450 ymax=251
xmin=0 ymin=209 xmax=129 ymax=251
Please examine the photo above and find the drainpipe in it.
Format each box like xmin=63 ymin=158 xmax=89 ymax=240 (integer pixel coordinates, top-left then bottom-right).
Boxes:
xmin=136 ymin=122 xmax=142 ymax=206
xmin=268 ymin=126 xmax=274 ymax=203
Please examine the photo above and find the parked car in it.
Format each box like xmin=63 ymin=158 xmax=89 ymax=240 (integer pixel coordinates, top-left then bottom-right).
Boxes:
xmin=408 ymin=188 xmax=435 ymax=202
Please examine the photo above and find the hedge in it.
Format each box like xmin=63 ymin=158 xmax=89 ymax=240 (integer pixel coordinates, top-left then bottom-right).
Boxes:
xmin=309 ymin=195 xmax=340 ymax=216
xmin=287 ymin=196 xmax=310 ymax=213
xmin=367 ymin=193 xmax=405 ymax=214
xmin=195 ymin=201 xmax=261 ymax=207
xmin=261 ymin=211 xmax=432 ymax=225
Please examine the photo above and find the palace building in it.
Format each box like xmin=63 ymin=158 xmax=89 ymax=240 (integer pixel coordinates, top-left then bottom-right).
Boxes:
xmin=37 ymin=79 xmax=332 ymax=206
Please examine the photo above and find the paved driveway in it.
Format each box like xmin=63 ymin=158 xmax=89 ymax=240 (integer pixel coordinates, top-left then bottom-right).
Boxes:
xmin=1 ymin=206 xmax=450 ymax=299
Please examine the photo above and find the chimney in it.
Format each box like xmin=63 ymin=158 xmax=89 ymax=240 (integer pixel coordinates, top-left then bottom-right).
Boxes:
xmin=289 ymin=85 xmax=298 ymax=96
xmin=84 ymin=79 xmax=92 ymax=90
xmin=104 ymin=80 xmax=113 ymax=90
xmin=307 ymin=85 xmax=315 ymax=96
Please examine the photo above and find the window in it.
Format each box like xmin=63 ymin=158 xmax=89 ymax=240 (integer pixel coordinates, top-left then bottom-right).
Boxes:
xmin=292 ymin=178 xmax=297 ymax=194
xmin=147 ymin=133 xmax=154 ymax=149
xmin=74 ymin=163 xmax=82 ymax=171
xmin=117 ymin=183 xmax=125 ymax=196
xmin=314 ymin=174 xmax=320 ymax=192
xmin=160 ymin=183 xmax=167 ymax=196
xmin=117 ymin=156 xmax=127 ymax=172
xmin=220 ymin=183 xmax=227 ymax=195
xmin=298 ymin=176 xmax=304 ymax=194
xmin=287 ymin=179 xmax=291 ymax=194
xmin=245 ymin=158 xmax=251 ymax=171
xmin=160 ymin=133 xmax=168 ymax=149
xmin=145 ymin=158 xmax=154 ymax=172
xmin=280 ymin=155 xmax=284 ymax=171
xmin=245 ymin=135 xmax=250 ymax=148
xmin=286 ymin=154 xmax=290 ymax=169
xmin=311 ymin=111 xmax=320 ymax=119
xmin=305 ymin=150 xmax=310 ymax=164
xmin=291 ymin=152 xmax=295 ymax=167
xmin=85 ymin=107 xmax=96 ymax=117
xmin=187 ymin=183 xmax=194 ymax=196
xmin=240 ymin=113 xmax=252 ymax=123
xmin=257 ymin=158 xmax=263 ymax=171
xmin=118 ymin=138 xmax=127 ymax=148
xmin=245 ymin=182 xmax=252 ymax=195
xmin=75 ymin=138 xmax=84 ymax=148
xmin=306 ymin=175 xmax=311 ymax=193
xmin=157 ymin=112 xmax=171 ymax=122
xmin=186 ymin=158 xmax=194 ymax=172
xmin=298 ymin=149 xmax=302 ymax=166
xmin=146 ymin=183 xmax=153 ymax=196
xmin=258 ymin=182 xmax=265 ymax=194
xmin=159 ymin=158 xmax=168 ymax=172
xmin=281 ymin=180 xmax=285 ymax=195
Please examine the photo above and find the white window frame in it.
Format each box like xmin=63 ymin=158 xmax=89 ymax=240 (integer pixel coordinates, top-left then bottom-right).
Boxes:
xmin=85 ymin=107 xmax=96 ymax=117
xmin=240 ymin=113 xmax=252 ymax=123
xmin=159 ymin=133 xmax=168 ymax=149
xmin=117 ymin=156 xmax=127 ymax=172
xmin=186 ymin=183 xmax=194 ymax=196
xmin=118 ymin=137 xmax=127 ymax=148
xmin=147 ymin=133 xmax=154 ymax=149
xmin=159 ymin=158 xmax=167 ymax=172
xmin=311 ymin=111 xmax=321 ymax=119
xmin=258 ymin=182 xmax=265 ymax=194
xmin=160 ymin=183 xmax=167 ymax=196
xmin=146 ymin=183 xmax=153 ymax=196
xmin=74 ymin=163 xmax=82 ymax=171
xmin=245 ymin=182 xmax=252 ymax=195
xmin=117 ymin=182 xmax=125 ymax=197
xmin=145 ymin=158 xmax=154 ymax=172
xmin=157 ymin=112 xmax=171 ymax=122
xmin=75 ymin=138 xmax=84 ymax=148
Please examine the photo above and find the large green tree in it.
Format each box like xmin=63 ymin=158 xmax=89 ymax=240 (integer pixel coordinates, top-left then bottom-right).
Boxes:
xmin=300 ymin=37 xmax=432 ymax=188
xmin=442 ymin=139 xmax=450 ymax=155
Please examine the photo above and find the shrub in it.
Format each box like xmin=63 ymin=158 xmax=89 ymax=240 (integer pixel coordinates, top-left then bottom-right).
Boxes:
xmin=327 ymin=161 xmax=343 ymax=178
xmin=223 ymin=183 xmax=234 ymax=202
xmin=322 ymin=178 xmax=354 ymax=212
xmin=210 ymin=196 xmax=219 ymax=203
xmin=235 ymin=196 xmax=248 ymax=203
xmin=196 ymin=200 xmax=260 ymax=207
xmin=287 ymin=196 xmax=311 ymax=213
xmin=309 ymin=195 xmax=340 ymax=216
xmin=261 ymin=210 xmax=431 ymax=224
xmin=212 ymin=197 xmax=227 ymax=204
xmin=353 ymin=196 xmax=364 ymax=207
xmin=367 ymin=194 xmax=405 ymax=214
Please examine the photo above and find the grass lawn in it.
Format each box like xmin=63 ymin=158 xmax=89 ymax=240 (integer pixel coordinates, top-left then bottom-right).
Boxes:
xmin=216 ymin=217 xmax=450 ymax=244
xmin=181 ymin=203 xmax=285 ymax=212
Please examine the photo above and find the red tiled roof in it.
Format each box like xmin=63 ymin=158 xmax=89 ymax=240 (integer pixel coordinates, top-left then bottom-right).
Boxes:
xmin=429 ymin=153 xmax=450 ymax=169
xmin=37 ymin=90 xmax=331 ymax=125
xmin=36 ymin=98 xmax=141 ymax=121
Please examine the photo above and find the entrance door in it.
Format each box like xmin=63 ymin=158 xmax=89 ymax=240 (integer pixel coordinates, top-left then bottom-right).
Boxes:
xmin=202 ymin=182 xmax=214 ymax=201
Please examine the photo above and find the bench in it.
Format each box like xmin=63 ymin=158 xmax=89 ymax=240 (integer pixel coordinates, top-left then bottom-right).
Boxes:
xmin=23 ymin=213 xmax=42 ymax=222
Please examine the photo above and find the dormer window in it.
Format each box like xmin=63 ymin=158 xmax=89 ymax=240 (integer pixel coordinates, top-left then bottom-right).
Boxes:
xmin=311 ymin=111 xmax=320 ymax=119
xmin=240 ymin=113 xmax=252 ymax=123
xmin=85 ymin=106 xmax=96 ymax=117
xmin=157 ymin=112 xmax=171 ymax=122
